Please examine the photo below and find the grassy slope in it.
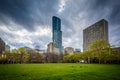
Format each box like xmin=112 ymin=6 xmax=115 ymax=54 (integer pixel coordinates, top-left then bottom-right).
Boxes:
xmin=0 ymin=64 xmax=120 ymax=80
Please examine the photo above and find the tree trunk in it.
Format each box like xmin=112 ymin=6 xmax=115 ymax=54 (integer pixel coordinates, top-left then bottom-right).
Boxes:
xmin=88 ymin=56 xmax=90 ymax=64
xmin=99 ymin=58 xmax=101 ymax=64
xmin=104 ymin=60 xmax=106 ymax=64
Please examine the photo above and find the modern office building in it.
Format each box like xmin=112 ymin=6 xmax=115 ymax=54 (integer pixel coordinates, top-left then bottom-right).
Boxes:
xmin=83 ymin=19 xmax=108 ymax=51
xmin=52 ymin=16 xmax=62 ymax=53
xmin=0 ymin=38 xmax=5 ymax=54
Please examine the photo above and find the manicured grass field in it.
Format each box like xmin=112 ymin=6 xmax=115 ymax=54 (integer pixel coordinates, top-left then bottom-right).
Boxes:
xmin=0 ymin=63 xmax=120 ymax=80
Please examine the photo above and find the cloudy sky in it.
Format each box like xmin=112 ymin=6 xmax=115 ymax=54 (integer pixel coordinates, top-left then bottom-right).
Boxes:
xmin=0 ymin=0 xmax=120 ymax=51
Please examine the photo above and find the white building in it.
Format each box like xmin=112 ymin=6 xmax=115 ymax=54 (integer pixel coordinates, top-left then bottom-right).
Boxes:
xmin=64 ymin=47 xmax=74 ymax=55
xmin=47 ymin=42 xmax=60 ymax=54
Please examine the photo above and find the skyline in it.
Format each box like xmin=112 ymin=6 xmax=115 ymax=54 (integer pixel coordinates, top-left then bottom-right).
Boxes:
xmin=0 ymin=0 xmax=120 ymax=50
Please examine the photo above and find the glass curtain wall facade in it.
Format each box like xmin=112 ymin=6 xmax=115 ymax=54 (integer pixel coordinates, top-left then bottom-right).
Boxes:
xmin=52 ymin=16 xmax=62 ymax=53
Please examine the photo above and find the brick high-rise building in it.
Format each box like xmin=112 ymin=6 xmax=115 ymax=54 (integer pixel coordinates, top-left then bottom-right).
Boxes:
xmin=83 ymin=19 xmax=108 ymax=51
xmin=0 ymin=38 xmax=5 ymax=54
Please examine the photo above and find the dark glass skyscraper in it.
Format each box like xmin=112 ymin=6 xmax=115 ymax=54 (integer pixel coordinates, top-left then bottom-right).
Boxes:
xmin=52 ymin=16 xmax=62 ymax=53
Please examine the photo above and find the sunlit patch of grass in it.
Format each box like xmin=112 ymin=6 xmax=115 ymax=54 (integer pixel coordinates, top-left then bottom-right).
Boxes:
xmin=0 ymin=63 xmax=120 ymax=80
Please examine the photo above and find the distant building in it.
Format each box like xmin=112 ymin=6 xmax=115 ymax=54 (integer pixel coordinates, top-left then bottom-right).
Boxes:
xmin=0 ymin=38 xmax=5 ymax=54
xmin=35 ymin=49 xmax=45 ymax=54
xmin=74 ymin=48 xmax=81 ymax=53
xmin=23 ymin=47 xmax=36 ymax=55
xmin=83 ymin=19 xmax=108 ymax=51
xmin=5 ymin=45 xmax=10 ymax=51
xmin=47 ymin=42 xmax=60 ymax=54
xmin=35 ymin=45 xmax=40 ymax=50
xmin=64 ymin=47 xmax=74 ymax=55
xmin=47 ymin=42 xmax=62 ymax=63
xmin=111 ymin=47 xmax=120 ymax=54
xmin=52 ymin=16 xmax=62 ymax=53
xmin=23 ymin=47 xmax=42 ymax=63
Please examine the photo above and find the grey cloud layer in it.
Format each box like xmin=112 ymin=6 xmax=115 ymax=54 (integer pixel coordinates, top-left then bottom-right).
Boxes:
xmin=0 ymin=0 xmax=120 ymax=50
xmin=60 ymin=0 xmax=120 ymax=48
xmin=0 ymin=0 xmax=59 ymax=31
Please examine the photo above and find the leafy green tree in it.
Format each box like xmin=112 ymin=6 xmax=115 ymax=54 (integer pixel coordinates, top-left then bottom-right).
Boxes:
xmin=22 ymin=53 xmax=30 ymax=63
xmin=18 ymin=48 xmax=26 ymax=63
xmin=89 ymin=39 xmax=111 ymax=64
xmin=63 ymin=53 xmax=82 ymax=63
xmin=3 ymin=50 xmax=11 ymax=63
xmin=82 ymin=50 xmax=93 ymax=63
xmin=63 ymin=54 xmax=74 ymax=63
xmin=113 ymin=52 xmax=120 ymax=64
xmin=11 ymin=49 xmax=19 ymax=63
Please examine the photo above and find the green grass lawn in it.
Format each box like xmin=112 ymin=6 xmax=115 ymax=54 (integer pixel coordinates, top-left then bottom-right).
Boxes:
xmin=0 ymin=63 xmax=120 ymax=80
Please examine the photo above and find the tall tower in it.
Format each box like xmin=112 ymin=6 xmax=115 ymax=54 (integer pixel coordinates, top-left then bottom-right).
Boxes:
xmin=83 ymin=19 xmax=108 ymax=51
xmin=52 ymin=16 xmax=62 ymax=53
xmin=0 ymin=38 xmax=5 ymax=54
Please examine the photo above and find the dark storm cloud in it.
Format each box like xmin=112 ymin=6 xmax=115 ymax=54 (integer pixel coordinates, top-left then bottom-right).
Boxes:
xmin=89 ymin=0 xmax=120 ymax=47
xmin=0 ymin=0 xmax=33 ymax=29
xmin=86 ymin=0 xmax=120 ymax=47
xmin=0 ymin=0 xmax=59 ymax=49
xmin=0 ymin=0 xmax=59 ymax=31
xmin=92 ymin=0 xmax=120 ymax=25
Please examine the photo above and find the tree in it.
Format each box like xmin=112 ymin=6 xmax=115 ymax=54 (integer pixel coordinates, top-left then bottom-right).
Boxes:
xmin=18 ymin=48 xmax=26 ymax=63
xmin=22 ymin=53 xmax=30 ymax=63
xmin=82 ymin=50 xmax=93 ymax=63
xmin=11 ymin=49 xmax=19 ymax=64
xmin=63 ymin=53 xmax=82 ymax=63
xmin=89 ymin=39 xmax=111 ymax=64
